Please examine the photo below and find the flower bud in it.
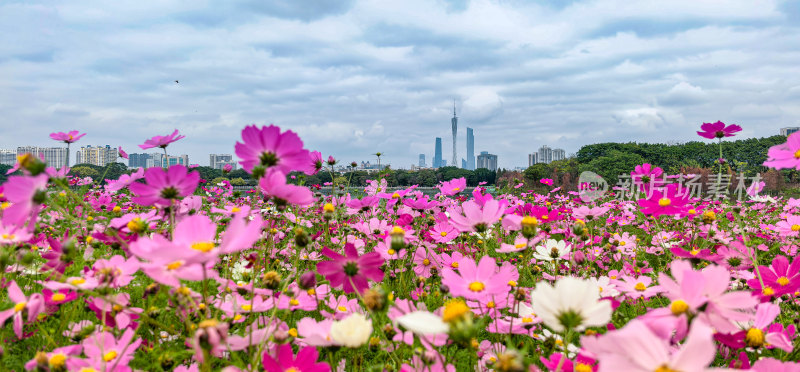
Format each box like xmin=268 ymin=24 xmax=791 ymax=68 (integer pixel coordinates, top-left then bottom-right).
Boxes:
xmin=298 ymin=271 xmax=317 ymax=290
xmin=362 ymin=287 xmax=387 ymax=312
xmin=390 ymin=226 xmax=406 ymax=250
xmin=294 ymin=228 xmax=309 ymax=248
xmin=17 ymin=153 xmax=47 ymax=176
xmin=262 ymin=271 xmax=281 ymax=290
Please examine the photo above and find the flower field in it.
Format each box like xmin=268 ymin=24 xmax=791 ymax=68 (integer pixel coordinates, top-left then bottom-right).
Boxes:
xmin=2 ymin=123 xmax=800 ymax=372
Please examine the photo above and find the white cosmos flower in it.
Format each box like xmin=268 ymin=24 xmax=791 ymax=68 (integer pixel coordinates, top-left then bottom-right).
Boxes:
xmin=330 ymin=313 xmax=373 ymax=347
xmin=532 ymin=239 xmax=570 ymax=262
xmin=396 ymin=311 xmax=449 ymax=335
xmin=531 ymin=276 xmax=612 ymax=332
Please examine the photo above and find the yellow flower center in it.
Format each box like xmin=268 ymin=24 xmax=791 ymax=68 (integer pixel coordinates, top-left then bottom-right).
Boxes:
xmin=423 ymin=258 xmax=430 ymax=265
xmin=387 ymin=249 xmax=396 ymax=255
xmin=690 ymin=249 xmax=700 ymax=256
xmin=794 ymin=149 xmax=800 ymax=159
xmin=112 ymin=304 xmax=123 ymax=312
xmin=103 ymin=351 xmax=118 ymax=362
xmin=440 ymin=231 xmax=448 ymax=237
xmin=486 ymin=301 xmax=496 ymax=309
xmin=191 ymin=241 xmax=215 ymax=253
xmin=391 ymin=192 xmax=400 ymax=198
xmin=670 ymin=299 xmax=689 ymax=315
xmin=778 ymin=276 xmax=790 ymax=286
xmin=521 ymin=317 xmax=533 ymax=323
xmin=658 ymin=198 xmax=671 ymax=207
xmin=51 ymin=293 xmax=66 ymax=302
xmin=468 ymin=281 xmax=485 ymax=292
xmin=126 ymin=217 xmax=144 ymax=233
xmin=241 ymin=305 xmax=252 ymax=311
xmin=289 ymin=299 xmax=299 ymax=306
xmin=0 ymin=202 xmax=9 ymax=210
xmin=575 ymin=363 xmax=592 ymax=372
xmin=14 ymin=302 xmax=26 ymax=312
xmin=71 ymin=278 xmax=86 ymax=285
xmin=288 ymin=328 xmax=298 ymax=337
xmin=442 ymin=299 xmax=469 ymax=323
xmin=634 ymin=282 xmax=647 ymax=291
xmin=521 ymin=216 xmax=539 ymax=227
xmin=323 ymin=203 xmax=335 ymax=213
xmin=451 ymin=262 xmax=459 ymax=268
xmin=49 ymin=353 xmax=67 ymax=368
xmin=792 ymin=225 xmax=800 ymax=232
xmin=231 ymin=207 xmax=241 ymax=213
xmin=619 ymin=241 xmax=626 ymax=246
xmin=166 ymin=261 xmax=183 ymax=270
xmin=337 ymin=306 xmax=347 ymax=312
xmin=307 ymin=288 xmax=316 ymax=295
xmin=762 ymin=286 xmax=775 ymax=296
xmin=508 ymin=280 xmax=517 ymax=287
xmin=233 ymin=314 xmax=243 ymax=321
xmin=745 ymin=327 xmax=765 ymax=347
xmin=515 ymin=243 xmax=526 ymax=248
xmin=654 ymin=365 xmax=680 ymax=372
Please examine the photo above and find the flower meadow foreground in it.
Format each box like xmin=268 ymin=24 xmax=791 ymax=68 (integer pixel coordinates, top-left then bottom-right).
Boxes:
xmin=2 ymin=124 xmax=800 ymax=372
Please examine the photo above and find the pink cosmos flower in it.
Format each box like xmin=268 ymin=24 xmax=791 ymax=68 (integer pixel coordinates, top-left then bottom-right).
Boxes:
xmin=129 ymin=165 xmax=200 ymax=206
xmin=235 ymin=124 xmax=310 ymax=174
xmin=540 ymin=178 xmax=554 ymax=186
xmin=751 ymin=358 xmax=800 ymax=372
xmin=449 ymin=199 xmax=505 ymax=233
xmin=438 ymin=177 xmax=466 ymax=196
xmin=259 ymin=169 xmax=314 ymax=207
xmin=715 ymin=302 xmax=794 ymax=352
xmin=105 ymin=168 xmax=145 ymax=193
xmin=582 ymin=319 xmax=715 ymax=372
xmin=615 ymin=275 xmax=661 ymax=299
xmin=2 ymin=173 xmax=49 ymax=227
xmin=117 ymin=146 xmax=128 ymax=159
xmin=263 ymin=344 xmax=330 ymax=372
xmin=24 ymin=345 xmax=83 ymax=370
xmin=0 ymin=281 xmax=44 ymax=339
xmin=747 ymin=255 xmax=800 ymax=299
xmin=223 ymin=163 xmax=234 ymax=173
xmin=317 ymin=243 xmax=384 ymax=294
xmin=297 ymin=317 xmax=338 ymax=347
xmin=696 ymin=121 xmax=742 ymax=139
xmin=138 ymin=129 xmax=185 ymax=149
xmin=429 ymin=222 xmax=459 ymax=243
xmin=637 ymin=184 xmax=691 ymax=217
xmin=775 ymin=215 xmax=800 ymax=237
xmin=441 ymin=256 xmax=509 ymax=300
xmin=630 ymin=163 xmax=665 ymax=192
xmin=303 ymin=150 xmax=323 ymax=175
xmin=764 ymin=131 xmax=800 ymax=170
xmin=90 ymin=255 xmax=140 ymax=288
xmin=50 ymin=130 xmax=86 ymax=143
xmin=571 ymin=206 xmax=609 ymax=222
xmin=80 ymin=328 xmax=141 ymax=372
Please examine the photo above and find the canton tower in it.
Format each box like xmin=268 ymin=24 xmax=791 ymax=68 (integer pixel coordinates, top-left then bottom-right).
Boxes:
xmin=451 ymin=100 xmax=458 ymax=168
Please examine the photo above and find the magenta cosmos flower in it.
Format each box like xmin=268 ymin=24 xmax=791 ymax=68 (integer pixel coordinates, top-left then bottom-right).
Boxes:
xmin=259 ymin=169 xmax=315 ymax=207
xmin=262 ymin=344 xmax=331 ymax=372
xmin=234 ymin=124 xmax=310 ymax=174
xmin=138 ymin=129 xmax=185 ymax=150
xmin=697 ymin=121 xmax=742 ymax=139
xmin=764 ymin=131 xmax=800 ymax=170
xmin=129 ymin=165 xmax=200 ymax=206
xmin=49 ymin=130 xmax=86 ymax=143
xmin=637 ymin=184 xmax=691 ymax=217
xmin=317 ymin=243 xmax=384 ymax=294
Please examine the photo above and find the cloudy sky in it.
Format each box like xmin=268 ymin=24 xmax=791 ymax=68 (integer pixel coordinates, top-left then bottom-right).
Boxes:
xmin=2 ymin=0 xmax=799 ymax=169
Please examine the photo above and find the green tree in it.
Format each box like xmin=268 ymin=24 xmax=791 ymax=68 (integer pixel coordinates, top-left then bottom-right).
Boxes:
xmin=578 ymin=150 xmax=645 ymax=184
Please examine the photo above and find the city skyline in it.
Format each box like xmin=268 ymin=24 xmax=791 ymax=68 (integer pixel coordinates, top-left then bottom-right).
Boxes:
xmin=2 ymin=1 xmax=799 ymax=170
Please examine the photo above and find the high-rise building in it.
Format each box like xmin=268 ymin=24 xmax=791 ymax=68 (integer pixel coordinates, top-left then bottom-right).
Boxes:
xmin=466 ymin=127 xmax=475 ymax=170
xmin=527 ymin=153 xmax=539 ymax=167
xmin=75 ymin=145 xmax=118 ymax=167
xmin=477 ymin=151 xmax=498 ymax=172
xmin=461 ymin=158 xmax=467 ymax=168
xmin=209 ymin=154 xmax=237 ymax=170
xmin=781 ymin=127 xmax=800 ymax=136
xmin=553 ymin=148 xmax=566 ymax=162
xmin=0 ymin=149 xmax=16 ymax=166
xmin=535 ymin=145 xmax=566 ymax=164
xmin=16 ymin=146 xmax=68 ymax=169
xmin=451 ymin=102 xmax=458 ymax=168
xmin=433 ymin=137 xmax=443 ymax=168
xmin=129 ymin=153 xmax=151 ymax=168
xmin=165 ymin=154 xmax=189 ymax=167
xmin=418 ymin=154 xmax=426 ymax=167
